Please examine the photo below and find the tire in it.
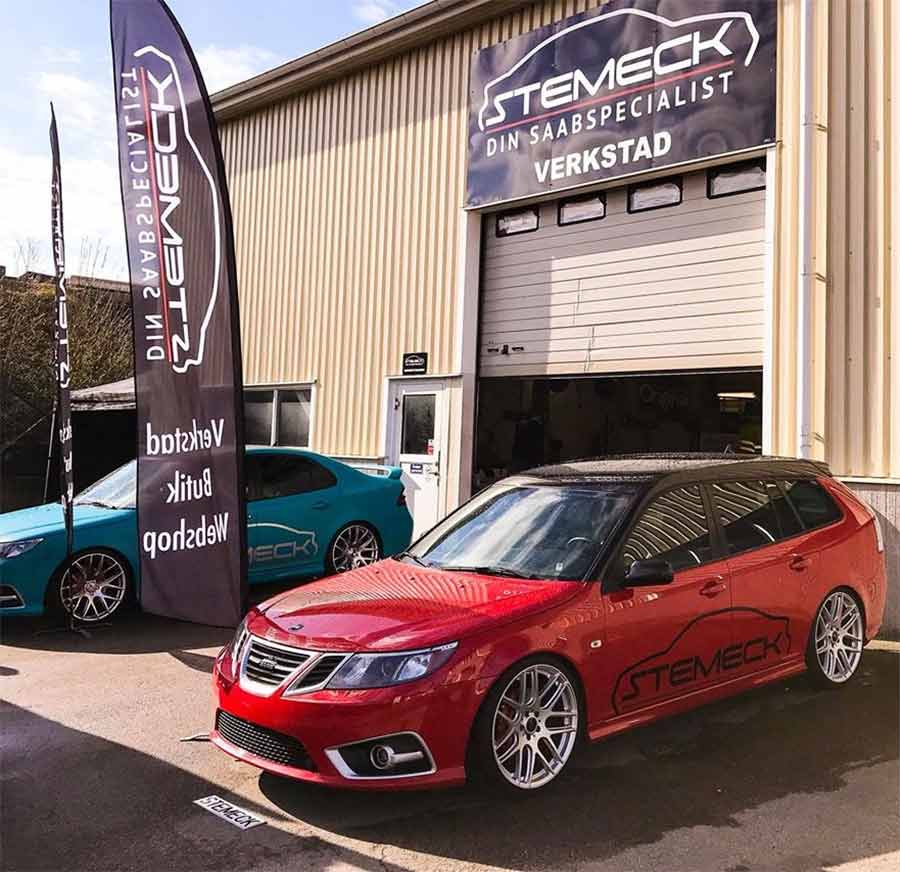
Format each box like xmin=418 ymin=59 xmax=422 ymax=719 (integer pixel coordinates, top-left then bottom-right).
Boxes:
xmin=48 ymin=548 xmax=132 ymax=624
xmin=325 ymin=523 xmax=381 ymax=575
xmin=468 ymin=655 xmax=583 ymax=794
xmin=806 ymin=588 xmax=865 ymax=689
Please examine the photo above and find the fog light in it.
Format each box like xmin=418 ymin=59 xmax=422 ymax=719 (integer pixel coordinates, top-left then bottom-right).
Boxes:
xmin=369 ymin=743 xmax=425 ymax=771
xmin=370 ymin=744 xmax=393 ymax=770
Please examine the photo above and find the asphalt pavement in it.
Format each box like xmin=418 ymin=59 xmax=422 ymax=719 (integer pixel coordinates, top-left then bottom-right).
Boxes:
xmin=1 ymin=610 xmax=898 ymax=872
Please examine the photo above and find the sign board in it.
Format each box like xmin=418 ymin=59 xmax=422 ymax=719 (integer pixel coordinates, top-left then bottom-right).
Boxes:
xmin=402 ymin=352 xmax=428 ymax=376
xmin=466 ymin=0 xmax=777 ymax=207
xmin=194 ymin=796 xmax=266 ymax=830
xmin=111 ymin=0 xmax=247 ymax=626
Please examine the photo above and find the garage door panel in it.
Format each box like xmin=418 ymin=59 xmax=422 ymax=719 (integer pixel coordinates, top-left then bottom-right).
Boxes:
xmin=484 ymin=221 xmax=765 ymax=274
xmin=483 ymin=310 xmax=764 ymax=347
xmin=588 ymin=337 xmax=764 ymax=362
xmin=576 ymin=273 xmax=764 ymax=304
xmin=483 ymin=188 xmax=764 ymax=254
xmin=485 ymin=273 xmax=764 ymax=310
xmin=485 ymin=240 xmax=765 ymax=282
xmin=480 ymin=169 xmax=766 ymax=374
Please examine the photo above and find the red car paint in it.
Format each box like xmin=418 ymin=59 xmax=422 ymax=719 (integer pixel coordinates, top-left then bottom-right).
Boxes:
xmin=212 ymin=473 xmax=886 ymax=790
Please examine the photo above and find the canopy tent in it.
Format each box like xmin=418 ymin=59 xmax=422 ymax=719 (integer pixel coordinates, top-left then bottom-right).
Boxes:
xmin=71 ymin=378 xmax=136 ymax=412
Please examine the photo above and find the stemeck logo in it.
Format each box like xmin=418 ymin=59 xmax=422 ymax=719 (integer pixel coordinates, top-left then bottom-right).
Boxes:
xmin=120 ymin=44 xmax=221 ymax=374
xmin=477 ymin=8 xmax=761 ymax=133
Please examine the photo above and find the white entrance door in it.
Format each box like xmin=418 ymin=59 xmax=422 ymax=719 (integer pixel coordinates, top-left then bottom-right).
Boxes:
xmin=388 ymin=380 xmax=445 ymax=539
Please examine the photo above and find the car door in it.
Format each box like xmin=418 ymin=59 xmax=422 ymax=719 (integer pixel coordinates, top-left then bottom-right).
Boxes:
xmin=708 ymin=479 xmax=806 ymax=675
xmin=601 ymin=484 xmax=734 ymax=720
xmin=246 ymin=453 xmax=339 ymax=582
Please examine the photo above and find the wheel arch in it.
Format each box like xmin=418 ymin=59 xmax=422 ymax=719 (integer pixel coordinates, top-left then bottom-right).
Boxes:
xmin=324 ymin=520 xmax=384 ymax=573
xmin=44 ymin=545 xmax=136 ymax=610
xmin=466 ymin=648 xmax=588 ymax=750
xmin=807 ymin=583 xmax=868 ymax=648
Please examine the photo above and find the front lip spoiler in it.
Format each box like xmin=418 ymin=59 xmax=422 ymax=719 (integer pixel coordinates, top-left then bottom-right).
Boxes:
xmin=211 ymin=729 xmax=464 ymax=790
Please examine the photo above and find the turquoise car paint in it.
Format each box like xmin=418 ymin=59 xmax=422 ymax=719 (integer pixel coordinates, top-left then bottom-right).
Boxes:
xmin=0 ymin=447 xmax=412 ymax=618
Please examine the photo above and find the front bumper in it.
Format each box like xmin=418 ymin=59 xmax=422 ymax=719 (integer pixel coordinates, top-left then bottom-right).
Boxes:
xmin=212 ymin=651 xmax=479 ymax=790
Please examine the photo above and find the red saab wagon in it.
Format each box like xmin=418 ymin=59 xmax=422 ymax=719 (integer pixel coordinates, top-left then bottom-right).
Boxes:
xmin=212 ymin=455 xmax=887 ymax=792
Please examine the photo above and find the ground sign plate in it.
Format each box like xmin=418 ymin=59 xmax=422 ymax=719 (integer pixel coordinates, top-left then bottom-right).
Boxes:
xmin=194 ymin=795 xmax=266 ymax=830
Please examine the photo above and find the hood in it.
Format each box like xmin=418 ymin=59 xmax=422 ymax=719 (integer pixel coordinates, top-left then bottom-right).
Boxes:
xmin=0 ymin=502 xmax=130 ymax=542
xmin=253 ymin=559 xmax=582 ymax=652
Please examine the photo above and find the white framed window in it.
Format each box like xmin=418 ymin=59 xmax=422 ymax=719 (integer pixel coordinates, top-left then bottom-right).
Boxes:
xmin=707 ymin=159 xmax=767 ymax=199
xmin=627 ymin=176 xmax=683 ymax=213
xmin=243 ymin=384 xmax=314 ymax=447
xmin=558 ymin=191 xmax=606 ymax=226
xmin=496 ymin=206 xmax=539 ymax=237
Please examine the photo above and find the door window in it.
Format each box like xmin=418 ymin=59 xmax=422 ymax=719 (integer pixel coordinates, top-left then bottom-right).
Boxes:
xmin=780 ymin=479 xmax=843 ymax=530
xmin=621 ymin=486 xmax=715 ymax=573
xmin=401 ymin=394 xmax=435 ymax=455
xmin=246 ymin=455 xmax=336 ymax=501
xmin=712 ymin=480 xmax=783 ymax=555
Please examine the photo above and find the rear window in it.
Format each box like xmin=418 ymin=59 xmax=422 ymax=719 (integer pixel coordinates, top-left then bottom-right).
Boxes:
xmin=781 ymin=479 xmax=843 ymax=530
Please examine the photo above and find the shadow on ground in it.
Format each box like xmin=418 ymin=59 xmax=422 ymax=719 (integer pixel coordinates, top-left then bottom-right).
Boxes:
xmin=0 ymin=701 xmax=409 ymax=872
xmin=261 ymin=651 xmax=900 ymax=870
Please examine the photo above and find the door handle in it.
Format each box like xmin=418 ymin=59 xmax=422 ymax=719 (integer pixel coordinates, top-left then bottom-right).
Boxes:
xmin=311 ymin=500 xmax=329 ymax=510
xmin=789 ymin=554 xmax=810 ymax=572
xmin=700 ymin=577 xmax=727 ymax=597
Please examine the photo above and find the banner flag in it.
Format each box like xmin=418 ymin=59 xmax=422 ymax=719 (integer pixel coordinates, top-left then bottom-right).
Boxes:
xmin=49 ymin=104 xmax=74 ymax=556
xmin=110 ymin=0 xmax=247 ymax=626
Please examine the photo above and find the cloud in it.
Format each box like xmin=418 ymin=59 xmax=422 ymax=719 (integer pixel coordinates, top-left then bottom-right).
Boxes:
xmin=40 ymin=47 xmax=82 ymax=65
xmin=0 ymin=144 xmax=126 ymax=279
xmin=35 ymin=72 xmax=107 ymax=132
xmin=353 ymin=1 xmax=400 ymax=25
xmin=195 ymin=44 xmax=282 ymax=94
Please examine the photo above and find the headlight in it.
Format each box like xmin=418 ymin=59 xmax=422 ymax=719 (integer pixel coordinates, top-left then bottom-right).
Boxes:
xmin=228 ymin=615 xmax=250 ymax=665
xmin=327 ymin=642 xmax=458 ymax=689
xmin=0 ymin=538 xmax=43 ymax=559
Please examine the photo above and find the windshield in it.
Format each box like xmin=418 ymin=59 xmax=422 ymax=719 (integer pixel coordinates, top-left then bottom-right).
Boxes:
xmin=75 ymin=461 xmax=136 ymax=509
xmin=405 ymin=480 xmax=640 ymax=580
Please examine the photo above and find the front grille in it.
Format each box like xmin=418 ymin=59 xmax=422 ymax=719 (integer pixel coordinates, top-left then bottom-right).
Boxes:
xmin=291 ymin=654 xmax=347 ymax=690
xmin=243 ymin=637 xmax=310 ymax=686
xmin=216 ymin=710 xmax=316 ymax=770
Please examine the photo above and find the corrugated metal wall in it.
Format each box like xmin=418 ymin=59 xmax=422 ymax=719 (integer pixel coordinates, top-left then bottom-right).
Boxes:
xmin=218 ymin=0 xmax=898 ymax=480
xmin=818 ymin=0 xmax=899 ymax=479
xmin=218 ymin=0 xmax=609 ymax=458
xmin=480 ymin=171 xmax=766 ymax=377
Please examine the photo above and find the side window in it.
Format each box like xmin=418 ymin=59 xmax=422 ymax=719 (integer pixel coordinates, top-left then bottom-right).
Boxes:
xmin=781 ymin=479 xmax=843 ymax=530
xmin=712 ymin=480 xmax=783 ymax=555
xmin=767 ymin=481 xmax=803 ymax=538
xmin=246 ymin=455 xmax=336 ymax=501
xmin=621 ymin=486 xmax=715 ymax=573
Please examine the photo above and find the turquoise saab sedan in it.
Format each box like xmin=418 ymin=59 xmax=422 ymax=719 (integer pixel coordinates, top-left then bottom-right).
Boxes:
xmin=0 ymin=447 xmax=413 ymax=623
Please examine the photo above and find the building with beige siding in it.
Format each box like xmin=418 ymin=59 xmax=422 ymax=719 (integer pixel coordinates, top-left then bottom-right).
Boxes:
xmin=210 ymin=0 xmax=899 ymax=635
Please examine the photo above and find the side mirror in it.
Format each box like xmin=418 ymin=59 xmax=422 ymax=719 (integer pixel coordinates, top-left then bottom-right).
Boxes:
xmin=625 ymin=559 xmax=674 ymax=587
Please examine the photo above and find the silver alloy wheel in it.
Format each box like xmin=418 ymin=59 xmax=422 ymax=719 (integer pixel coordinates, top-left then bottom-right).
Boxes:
xmin=815 ymin=590 xmax=864 ymax=683
xmin=331 ymin=524 xmax=380 ymax=572
xmin=59 ymin=552 xmax=128 ymax=623
xmin=492 ymin=663 xmax=579 ymax=790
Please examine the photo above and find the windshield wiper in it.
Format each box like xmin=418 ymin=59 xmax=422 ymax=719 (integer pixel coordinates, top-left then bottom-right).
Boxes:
xmin=397 ymin=551 xmax=430 ymax=568
xmin=75 ymin=500 xmax=117 ymax=509
xmin=438 ymin=564 xmax=538 ymax=579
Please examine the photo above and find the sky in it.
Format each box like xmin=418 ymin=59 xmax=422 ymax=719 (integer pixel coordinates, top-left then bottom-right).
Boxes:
xmin=0 ymin=0 xmax=425 ymax=279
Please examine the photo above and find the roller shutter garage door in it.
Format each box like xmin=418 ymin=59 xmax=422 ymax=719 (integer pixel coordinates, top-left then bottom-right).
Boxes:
xmin=479 ymin=169 xmax=766 ymax=378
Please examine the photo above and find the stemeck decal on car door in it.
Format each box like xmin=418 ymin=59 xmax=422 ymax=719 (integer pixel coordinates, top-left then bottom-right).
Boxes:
xmin=611 ymin=609 xmax=791 ymax=715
